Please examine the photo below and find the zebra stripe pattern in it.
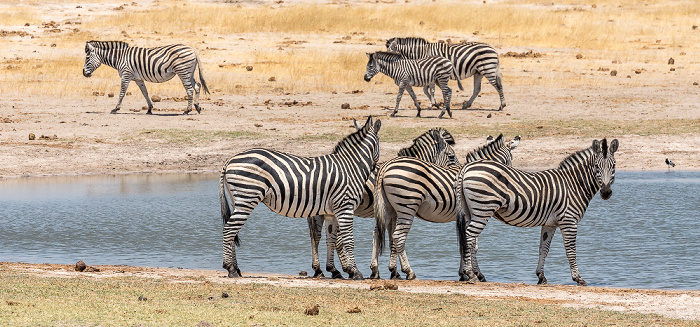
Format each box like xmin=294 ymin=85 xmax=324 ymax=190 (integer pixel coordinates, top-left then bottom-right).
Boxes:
xmin=220 ymin=116 xmax=382 ymax=279
xmin=372 ymin=134 xmax=520 ymax=280
xmin=364 ymin=51 xmax=455 ymax=118
xmin=454 ymin=138 xmax=618 ymax=285
xmin=307 ymin=127 xmax=459 ymax=278
xmin=83 ymin=41 xmax=210 ymax=115
xmin=387 ymin=37 xmax=506 ymax=111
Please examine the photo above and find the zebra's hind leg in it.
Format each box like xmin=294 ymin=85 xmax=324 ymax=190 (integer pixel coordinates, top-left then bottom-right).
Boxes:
xmin=392 ymin=212 xmax=417 ymax=280
xmin=193 ymin=78 xmax=202 ymax=114
xmin=325 ymin=215 xmax=344 ymax=279
xmin=307 ymin=216 xmax=324 ymax=278
xmin=178 ymin=72 xmax=196 ymax=115
xmin=487 ymin=69 xmax=506 ymax=110
xmin=335 ymin=209 xmax=363 ymax=280
xmin=462 ymin=74 xmax=482 ymax=110
xmin=536 ymin=226 xmax=557 ymax=285
xmin=369 ymin=225 xmax=382 ymax=279
xmin=460 ymin=217 xmax=489 ymax=282
xmin=405 ymin=85 xmax=422 ymax=117
xmin=560 ymin=223 xmax=587 ymax=286
xmin=437 ymin=79 xmax=452 ymax=119
xmin=423 ymin=85 xmax=437 ymax=109
xmin=134 ymin=80 xmax=154 ymax=115
xmin=222 ymin=198 xmax=258 ymax=278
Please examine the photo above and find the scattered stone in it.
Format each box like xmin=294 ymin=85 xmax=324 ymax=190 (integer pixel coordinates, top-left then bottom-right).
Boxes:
xmin=299 ymin=271 xmax=308 ymax=276
xmin=75 ymin=260 xmax=86 ymax=272
xmin=84 ymin=266 xmax=100 ymax=272
xmin=670 ymin=68 xmax=675 ymax=71
xmin=347 ymin=307 xmax=361 ymax=313
xmin=486 ymin=113 xmax=492 ymax=118
xmin=627 ymin=75 xmax=631 ymax=78
xmin=694 ymin=82 xmax=698 ymax=85
xmin=268 ymin=76 xmax=276 ymax=82
xmin=473 ymin=30 xmax=479 ymax=35
xmin=370 ymin=283 xmax=384 ymax=291
xmin=108 ymin=92 xmax=114 ymax=98
xmin=680 ymin=52 xmax=686 ymax=55
xmin=221 ymin=292 xmax=229 ymax=298
xmin=576 ymin=54 xmax=583 ymax=59
xmin=245 ymin=66 xmax=253 ymax=71
xmin=254 ymin=123 xmax=263 ymax=127
xmin=502 ymin=50 xmax=542 ymax=58
xmin=350 ymin=90 xmax=363 ymax=94
xmin=383 ymin=281 xmax=398 ymax=290
xmin=536 ymin=126 xmax=544 ymax=129
xmin=138 ymin=295 xmax=147 ymax=301
xmin=610 ymin=70 xmax=617 ymax=76
xmin=668 ymin=58 xmax=674 ymax=65
xmin=341 ymin=103 xmax=350 ymax=109
xmin=28 ymin=133 xmax=35 ymax=140
xmin=151 ymin=95 xmax=161 ymax=102
xmin=141 ymin=106 xmax=148 ymax=111
xmin=597 ymin=67 xmax=609 ymax=71
xmin=694 ymin=25 xmax=698 ymax=30
xmin=634 ymin=69 xmax=642 ymax=74
xmin=304 ymin=305 xmax=319 ymax=316
xmin=592 ymin=4 xmax=597 ymax=8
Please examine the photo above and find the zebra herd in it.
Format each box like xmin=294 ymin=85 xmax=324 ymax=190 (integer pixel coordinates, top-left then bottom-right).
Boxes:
xmin=82 ymin=37 xmax=503 ymax=117
xmin=220 ymin=116 xmax=618 ymax=285
xmin=80 ymin=39 xmax=618 ymax=285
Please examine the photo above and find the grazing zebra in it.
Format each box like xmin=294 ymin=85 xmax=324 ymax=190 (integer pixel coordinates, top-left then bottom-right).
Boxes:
xmin=307 ymin=127 xmax=460 ymax=278
xmin=82 ymin=41 xmax=210 ymax=115
xmin=364 ymin=51 xmax=455 ymax=118
xmin=372 ymin=134 xmax=521 ymax=280
xmin=387 ymin=37 xmax=505 ymax=111
xmin=219 ymin=116 xmax=382 ymax=279
xmin=454 ymin=139 xmax=619 ymax=285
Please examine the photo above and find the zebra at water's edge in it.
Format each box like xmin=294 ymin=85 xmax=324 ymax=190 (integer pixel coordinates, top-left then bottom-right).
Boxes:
xmin=220 ymin=116 xmax=382 ymax=280
xmin=83 ymin=40 xmax=210 ymax=115
xmin=454 ymin=138 xmax=618 ymax=285
xmin=364 ymin=51 xmax=455 ymax=118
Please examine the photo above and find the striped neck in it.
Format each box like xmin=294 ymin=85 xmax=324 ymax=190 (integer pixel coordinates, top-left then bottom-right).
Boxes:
xmin=465 ymin=134 xmax=510 ymax=165
xmin=557 ymin=147 xmax=600 ymax=200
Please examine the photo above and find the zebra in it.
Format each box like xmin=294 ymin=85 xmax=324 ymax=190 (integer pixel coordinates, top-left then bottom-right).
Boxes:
xmin=219 ymin=116 xmax=382 ymax=280
xmin=372 ymin=134 xmax=521 ymax=280
xmin=82 ymin=41 xmax=210 ymax=115
xmin=364 ymin=51 xmax=455 ymax=118
xmin=307 ymin=127 xmax=460 ymax=278
xmin=387 ymin=37 xmax=505 ymax=111
xmin=454 ymin=138 xmax=618 ymax=285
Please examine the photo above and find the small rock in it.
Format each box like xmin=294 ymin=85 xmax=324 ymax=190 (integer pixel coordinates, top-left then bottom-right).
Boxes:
xmin=693 ymin=25 xmax=698 ymax=30
xmin=670 ymin=68 xmax=675 ymax=71
xmin=668 ymin=58 xmax=675 ymax=65
xmin=28 ymin=133 xmax=35 ymax=140
xmin=627 ymin=75 xmax=631 ymax=78
xmin=268 ymin=76 xmax=276 ymax=82
xmin=486 ymin=113 xmax=492 ymax=118
xmin=141 ymin=106 xmax=149 ymax=110
xmin=610 ymin=70 xmax=617 ymax=76
xmin=347 ymin=307 xmax=361 ymax=313
xmin=245 ymin=66 xmax=253 ymax=71
xmin=369 ymin=283 xmax=384 ymax=291
xmin=254 ymin=123 xmax=263 ymax=127
xmin=84 ymin=266 xmax=100 ymax=272
xmin=591 ymin=4 xmax=597 ymax=8
xmin=341 ymin=103 xmax=350 ymax=109
xmin=138 ymin=295 xmax=147 ymax=301
xmin=383 ymin=281 xmax=398 ymax=290
xmin=634 ymin=69 xmax=642 ymax=74
xmin=92 ymin=91 xmax=101 ymax=96
xmin=693 ymin=82 xmax=698 ymax=85
xmin=108 ymin=92 xmax=114 ymax=98
xmin=299 ymin=271 xmax=308 ymax=276
xmin=151 ymin=95 xmax=161 ymax=102
xmin=75 ymin=260 xmax=86 ymax=272
xmin=304 ymin=305 xmax=319 ymax=316
xmin=576 ymin=53 xmax=583 ymax=59
xmin=221 ymin=292 xmax=229 ymax=298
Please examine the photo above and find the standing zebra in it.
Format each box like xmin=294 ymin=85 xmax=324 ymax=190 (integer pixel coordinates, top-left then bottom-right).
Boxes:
xmin=387 ymin=37 xmax=505 ymax=111
xmin=220 ymin=116 xmax=382 ymax=279
xmin=307 ymin=127 xmax=460 ymax=278
xmin=372 ymin=134 xmax=521 ymax=280
xmin=364 ymin=51 xmax=455 ymax=118
xmin=454 ymin=139 xmax=618 ymax=285
xmin=82 ymin=41 xmax=210 ymax=115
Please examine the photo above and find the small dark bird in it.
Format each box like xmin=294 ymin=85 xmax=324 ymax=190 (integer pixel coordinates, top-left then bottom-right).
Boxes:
xmin=665 ymin=157 xmax=676 ymax=171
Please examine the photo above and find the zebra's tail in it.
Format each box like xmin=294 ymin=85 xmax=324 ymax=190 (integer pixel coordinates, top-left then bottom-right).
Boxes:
xmin=454 ymin=167 xmax=470 ymax=259
xmin=373 ymin=172 xmax=390 ymax=255
xmin=196 ymin=54 xmax=211 ymax=95
xmin=220 ymin=164 xmax=240 ymax=247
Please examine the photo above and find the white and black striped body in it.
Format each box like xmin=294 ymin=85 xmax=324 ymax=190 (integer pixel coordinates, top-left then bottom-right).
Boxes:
xmin=83 ymin=41 xmax=210 ymax=115
xmin=219 ymin=116 xmax=381 ymax=279
xmin=307 ymin=128 xmax=459 ymax=278
xmin=364 ymin=51 xmax=455 ymax=118
xmin=454 ymin=139 xmax=618 ymax=285
xmin=388 ymin=37 xmax=505 ymax=111
xmin=372 ymin=134 xmax=520 ymax=280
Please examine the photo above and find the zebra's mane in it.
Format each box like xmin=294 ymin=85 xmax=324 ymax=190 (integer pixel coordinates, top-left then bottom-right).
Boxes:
xmin=332 ymin=121 xmax=371 ymax=155
xmin=397 ymin=128 xmax=455 ymax=156
xmin=372 ymin=51 xmax=404 ymax=62
xmin=386 ymin=37 xmax=429 ymax=46
xmin=87 ymin=40 xmax=130 ymax=50
xmin=465 ymin=134 xmax=505 ymax=163
xmin=558 ymin=144 xmax=597 ymax=170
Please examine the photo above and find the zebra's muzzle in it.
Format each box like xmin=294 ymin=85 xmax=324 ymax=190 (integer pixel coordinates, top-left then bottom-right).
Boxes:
xmin=83 ymin=70 xmax=92 ymax=78
xmin=364 ymin=75 xmax=372 ymax=82
xmin=600 ymin=185 xmax=612 ymax=200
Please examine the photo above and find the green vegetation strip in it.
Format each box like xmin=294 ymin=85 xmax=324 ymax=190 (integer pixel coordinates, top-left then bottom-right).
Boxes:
xmin=130 ymin=129 xmax=263 ymax=143
xmin=0 ymin=267 xmax=689 ymax=326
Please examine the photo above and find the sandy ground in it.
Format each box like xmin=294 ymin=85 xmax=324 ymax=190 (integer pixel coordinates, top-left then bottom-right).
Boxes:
xmin=4 ymin=262 xmax=699 ymax=321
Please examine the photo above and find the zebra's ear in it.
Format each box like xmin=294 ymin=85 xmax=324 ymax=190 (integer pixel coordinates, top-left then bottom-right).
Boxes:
xmin=509 ymin=135 xmax=521 ymax=150
xmin=352 ymin=118 xmax=361 ymax=131
xmin=366 ymin=52 xmax=371 ymax=59
xmin=592 ymin=139 xmax=601 ymax=153
xmin=433 ymin=130 xmax=446 ymax=152
xmin=374 ymin=119 xmax=381 ymax=133
xmin=609 ymin=139 xmax=619 ymax=155
xmin=85 ymin=42 xmax=94 ymax=53
xmin=485 ymin=135 xmax=494 ymax=144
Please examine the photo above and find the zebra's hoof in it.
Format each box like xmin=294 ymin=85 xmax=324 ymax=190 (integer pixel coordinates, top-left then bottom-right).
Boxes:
xmin=576 ymin=278 xmax=588 ymax=286
xmin=537 ymin=273 xmax=547 ymax=285
xmin=227 ymin=269 xmax=241 ymax=278
xmin=110 ymin=109 xmax=119 ymax=114
xmin=477 ymin=273 xmax=486 ymax=282
xmin=146 ymin=110 xmax=153 ymax=115
xmin=405 ymin=272 xmax=417 ymax=280
xmin=369 ymin=271 xmax=381 ymax=279
xmin=331 ymin=270 xmax=344 ymax=279
xmin=183 ymin=110 xmax=191 ymax=115
xmin=390 ymin=271 xmax=402 ymax=280
xmin=195 ymin=104 xmax=201 ymax=114
xmin=350 ymin=271 xmax=364 ymax=280
xmin=390 ymin=113 xmax=397 ymax=117
xmin=313 ymin=270 xmax=324 ymax=278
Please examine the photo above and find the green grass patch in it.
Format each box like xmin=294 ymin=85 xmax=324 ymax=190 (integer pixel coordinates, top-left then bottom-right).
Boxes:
xmin=127 ymin=129 xmax=264 ymax=144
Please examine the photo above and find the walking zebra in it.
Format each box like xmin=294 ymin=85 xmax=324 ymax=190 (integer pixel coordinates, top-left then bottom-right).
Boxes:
xmin=372 ymin=134 xmax=521 ymax=279
xmin=454 ymin=138 xmax=618 ymax=285
xmin=364 ymin=51 xmax=455 ymax=118
xmin=387 ymin=37 xmax=505 ymax=111
xmin=307 ymin=127 xmax=460 ymax=278
xmin=219 ymin=116 xmax=382 ymax=279
xmin=82 ymin=41 xmax=210 ymax=115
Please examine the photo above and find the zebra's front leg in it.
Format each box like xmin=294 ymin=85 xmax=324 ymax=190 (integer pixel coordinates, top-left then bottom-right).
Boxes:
xmin=307 ymin=215 xmax=324 ymax=278
xmin=335 ymin=208 xmax=363 ymax=280
xmin=560 ymin=222 xmax=587 ymax=286
xmin=463 ymin=74 xmax=482 ymax=110
xmin=134 ymin=80 xmax=154 ymax=115
xmin=178 ymin=73 xmax=195 ymax=115
xmin=111 ymin=77 xmax=132 ymax=114
xmin=405 ymin=85 xmax=422 ymax=117
xmin=391 ymin=85 xmax=406 ymax=117
xmin=437 ymin=80 xmax=452 ymax=119
xmin=325 ymin=215 xmax=344 ymax=279
xmin=423 ymin=85 xmax=437 ymax=109
xmin=535 ymin=225 xmax=557 ymax=285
